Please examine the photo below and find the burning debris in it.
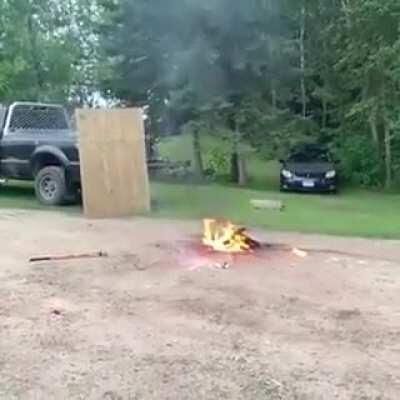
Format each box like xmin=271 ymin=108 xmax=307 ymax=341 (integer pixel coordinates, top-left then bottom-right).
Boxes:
xmin=202 ymin=218 xmax=309 ymax=262
xmin=202 ymin=219 xmax=260 ymax=253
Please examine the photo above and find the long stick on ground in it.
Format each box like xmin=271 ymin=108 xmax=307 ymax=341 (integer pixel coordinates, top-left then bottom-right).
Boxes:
xmin=29 ymin=251 xmax=108 ymax=263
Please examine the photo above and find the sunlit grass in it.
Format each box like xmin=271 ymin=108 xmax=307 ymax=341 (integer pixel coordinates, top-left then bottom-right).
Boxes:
xmin=0 ymin=134 xmax=398 ymax=239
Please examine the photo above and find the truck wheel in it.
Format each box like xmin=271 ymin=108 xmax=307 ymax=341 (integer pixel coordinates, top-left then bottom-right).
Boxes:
xmin=35 ymin=166 xmax=67 ymax=206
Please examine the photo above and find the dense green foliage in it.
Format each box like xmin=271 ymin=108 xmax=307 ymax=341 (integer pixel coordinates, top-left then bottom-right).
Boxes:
xmin=0 ymin=0 xmax=99 ymax=104
xmin=98 ymin=0 xmax=400 ymax=188
xmin=2 ymin=0 xmax=400 ymax=188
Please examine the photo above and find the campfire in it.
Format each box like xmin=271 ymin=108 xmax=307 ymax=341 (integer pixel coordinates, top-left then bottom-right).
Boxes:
xmin=202 ymin=219 xmax=260 ymax=253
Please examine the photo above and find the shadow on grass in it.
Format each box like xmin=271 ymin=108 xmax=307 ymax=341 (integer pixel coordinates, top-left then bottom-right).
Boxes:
xmin=0 ymin=182 xmax=81 ymax=212
xmin=0 ymin=183 xmax=35 ymax=202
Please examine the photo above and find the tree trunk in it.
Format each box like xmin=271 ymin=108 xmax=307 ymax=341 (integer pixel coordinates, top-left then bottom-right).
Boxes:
xmin=232 ymin=149 xmax=248 ymax=186
xmin=368 ymin=105 xmax=380 ymax=164
xmin=384 ymin=123 xmax=392 ymax=189
xmin=234 ymin=120 xmax=248 ymax=186
xmin=271 ymin=81 xmax=277 ymax=109
xmin=322 ymin=96 xmax=328 ymax=129
xmin=237 ymin=155 xmax=248 ymax=186
xmin=192 ymin=128 xmax=204 ymax=180
xmin=27 ymin=13 xmax=44 ymax=92
xmin=380 ymin=84 xmax=392 ymax=189
xmin=368 ymin=112 xmax=379 ymax=144
xmin=341 ymin=0 xmax=351 ymax=27
xmin=300 ymin=4 xmax=307 ymax=119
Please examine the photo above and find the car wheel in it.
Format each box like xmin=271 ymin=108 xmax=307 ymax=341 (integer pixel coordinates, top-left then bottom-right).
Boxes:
xmin=35 ymin=166 xmax=67 ymax=206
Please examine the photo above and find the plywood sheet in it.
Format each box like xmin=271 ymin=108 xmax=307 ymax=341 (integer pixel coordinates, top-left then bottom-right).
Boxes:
xmin=76 ymin=108 xmax=150 ymax=218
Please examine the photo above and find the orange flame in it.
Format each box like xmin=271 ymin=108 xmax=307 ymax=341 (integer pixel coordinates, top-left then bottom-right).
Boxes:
xmin=202 ymin=219 xmax=256 ymax=253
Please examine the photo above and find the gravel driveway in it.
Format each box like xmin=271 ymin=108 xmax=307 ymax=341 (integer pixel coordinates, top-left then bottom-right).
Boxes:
xmin=1 ymin=210 xmax=399 ymax=399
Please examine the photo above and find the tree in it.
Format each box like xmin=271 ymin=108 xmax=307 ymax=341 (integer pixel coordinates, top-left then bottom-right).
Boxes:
xmin=98 ymin=0 xmax=400 ymax=189
xmin=100 ymin=0 xmax=293 ymax=180
xmin=332 ymin=0 xmax=400 ymax=188
xmin=0 ymin=0 xmax=100 ymax=104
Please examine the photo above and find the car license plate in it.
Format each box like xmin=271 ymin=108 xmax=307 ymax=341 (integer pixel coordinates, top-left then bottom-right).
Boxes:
xmin=303 ymin=179 xmax=315 ymax=188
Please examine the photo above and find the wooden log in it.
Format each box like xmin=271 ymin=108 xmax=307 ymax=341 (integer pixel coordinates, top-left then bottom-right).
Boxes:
xmin=246 ymin=237 xmax=261 ymax=249
xmin=250 ymin=199 xmax=284 ymax=211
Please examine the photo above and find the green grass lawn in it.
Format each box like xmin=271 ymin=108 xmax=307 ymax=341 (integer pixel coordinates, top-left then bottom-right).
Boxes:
xmin=2 ymin=180 xmax=400 ymax=239
xmin=154 ymin=133 xmax=400 ymax=239
xmin=0 ymin=182 xmax=45 ymax=210
xmin=151 ymin=182 xmax=400 ymax=239
xmin=158 ymin=133 xmax=277 ymax=188
xmin=0 ymin=133 xmax=399 ymax=239
xmin=0 ymin=182 xmax=78 ymax=212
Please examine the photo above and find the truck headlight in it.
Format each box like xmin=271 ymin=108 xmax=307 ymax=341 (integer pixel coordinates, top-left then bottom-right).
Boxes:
xmin=282 ymin=169 xmax=293 ymax=179
xmin=325 ymin=170 xmax=336 ymax=179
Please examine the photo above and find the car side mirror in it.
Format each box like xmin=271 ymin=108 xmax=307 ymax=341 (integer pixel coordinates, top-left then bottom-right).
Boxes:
xmin=279 ymin=159 xmax=284 ymax=164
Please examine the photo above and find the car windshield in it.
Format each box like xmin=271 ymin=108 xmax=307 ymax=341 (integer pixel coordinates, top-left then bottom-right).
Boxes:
xmin=288 ymin=147 xmax=329 ymax=163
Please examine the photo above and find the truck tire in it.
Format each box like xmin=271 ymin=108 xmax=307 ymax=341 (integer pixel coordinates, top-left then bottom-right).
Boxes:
xmin=35 ymin=166 xmax=67 ymax=206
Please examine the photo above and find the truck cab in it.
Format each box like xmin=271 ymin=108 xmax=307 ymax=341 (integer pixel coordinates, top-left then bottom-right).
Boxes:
xmin=0 ymin=102 xmax=80 ymax=205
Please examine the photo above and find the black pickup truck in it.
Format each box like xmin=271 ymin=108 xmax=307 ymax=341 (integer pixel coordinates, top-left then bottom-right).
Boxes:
xmin=0 ymin=102 xmax=80 ymax=205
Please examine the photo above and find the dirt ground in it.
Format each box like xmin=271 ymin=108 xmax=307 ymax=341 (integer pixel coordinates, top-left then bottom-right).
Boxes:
xmin=0 ymin=210 xmax=399 ymax=400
